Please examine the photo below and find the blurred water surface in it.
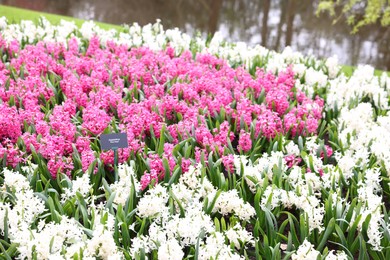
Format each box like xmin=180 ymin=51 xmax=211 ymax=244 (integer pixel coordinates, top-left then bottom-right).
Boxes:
xmin=2 ymin=0 xmax=389 ymax=70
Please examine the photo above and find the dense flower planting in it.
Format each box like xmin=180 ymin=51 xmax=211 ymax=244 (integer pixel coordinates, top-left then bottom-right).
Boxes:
xmin=0 ymin=17 xmax=390 ymax=259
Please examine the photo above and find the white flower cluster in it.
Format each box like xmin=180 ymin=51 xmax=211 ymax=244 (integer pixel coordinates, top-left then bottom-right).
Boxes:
xmin=325 ymin=250 xmax=349 ymax=260
xmin=1 ymin=18 xmax=79 ymax=45
xmin=2 ymin=168 xmax=32 ymax=191
xmin=286 ymin=138 xmax=343 ymax=191
xmin=291 ymin=239 xmax=320 ymax=260
xmin=137 ymin=184 xmax=170 ymax=218
xmin=132 ymin=200 xmax=213 ymax=257
xmin=234 ymin=152 xmax=286 ymax=193
xmin=61 ymin=173 xmax=92 ymax=202
xmin=108 ymin=162 xmax=140 ymax=205
xmin=157 ymin=238 xmax=184 ymax=260
xmin=130 ymin=164 xmax=255 ymax=259
xmin=288 ymin=166 xmax=321 ymax=193
xmin=0 ymin=169 xmax=122 ymax=259
xmin=198 ymin=231 xmax=244 ymax=260
xmin=305 ymin=67 xmax=329 ymax=88
xmin=326 ymin=63 xmax=389 ymax=251
xmin=256 ymin=152 xmax=287 ymax=180
xmin=337 ymin=103 xmax=390 ymax=176
xmin=211 ymin=189 xmax=256 ymax=221
xmin=225 ymin=223 xmax=255 ymax=250
xmin=84 ymin=209 xmax=122 ymax=259
xmin=0 ymin=169 xmax=46 ymax=237
xmin=261 ymin=185 xmax=325 ymax=232
xmin=20 ymin=162 xmax=38 ymax=176
xmin=285 ymin=141 xmax=301 ymax=156
xmin=326 ymin=65 xmax=389 ymax=110
xmin=235 ymin=140 xmax=334 ymax=233
xmin=172 ymin=164 xmax=215 ymax=203
xmin=355 ymin=168 xmax=384 ymax=251
xmin=15 ymin=217 xmax=86 ymax=259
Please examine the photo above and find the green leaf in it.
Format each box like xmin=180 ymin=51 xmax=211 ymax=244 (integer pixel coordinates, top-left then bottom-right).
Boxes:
xmin=334 ymin=224 xmax=347 ymax=247
xmin=286 ymin=213 xmax=300 ymax=247
xmin=121 ymin=222 xmax=131 ymax=249
xmin=214 ymin=217 xmax=221 ymax=232
xmin=254 ymin=188 xmax=262 ymax=217
xmin=102 ymin=178 xmax=112 ymax=194
xmin=76 ymin=193 xmax=90 ymax=229
xmin=0 ymin=241 xmax=13 ymax=260
xmin=169 ymin=189 xmax=185 ymax=217
xmin=282 ymin=251 xmax=295 ymax=260
xmin=327 ymin=241 xmax=354 ymax=259
xmin=157 ymin=124 xmax=166 ymax=156
xmin=362 ymin=213 xmax=372 ymax=241
xmin=63 ymin=200 xmax=75 ymax=216
xmin=105 ymin=191 xmax=117 ymax=214
xmin=347 ymin=213 xmax=362 ymax=247
xmin=221 ymin=217 xmax=227 ymax=232
xmin=317 ymin=218 xmax=335 ymax=251
xmin=139 ymin=218 xmax=147 ymax=235
xmin=5 ymin=242 xmax=18 ymax=258
xmin=194 ymin=229 xmax=206 ymax=260
xmin=298 ymin=136 xmax=304 ymax=151
xmin=358 ymin=235 xmax=368 ymax=260
xmin=163 ymin=157 xmax=171 ymax=183
xmin=47 ymin=197 xmax=61 ymax=223
xmin=168 ymin=167 xmax=182 ymax=187
xmin=3 ymin=208 xmax=8 ymax=243
xmin=205 ymin=190 xmax=222 ymax=214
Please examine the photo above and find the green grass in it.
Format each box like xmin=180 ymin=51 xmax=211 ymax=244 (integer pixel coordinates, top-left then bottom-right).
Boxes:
xmin=341 ymin=65 xmax=355 ymax=77
xmin=0 ymin=4 xmax=123 ymax=31
xmin=341 ymin=65 xmax=390 ymax=77
xmin=0 ymin=4 xmax=389 ymax=77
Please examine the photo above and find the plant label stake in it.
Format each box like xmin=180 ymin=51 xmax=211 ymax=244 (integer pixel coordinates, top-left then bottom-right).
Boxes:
xmin=100 ymin=133 xmax=128 ymax=182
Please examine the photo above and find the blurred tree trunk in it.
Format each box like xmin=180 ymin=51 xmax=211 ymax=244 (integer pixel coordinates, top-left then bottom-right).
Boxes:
xmin=350 ymin=36 xmax=361 ymax=66
xmin=286 ymin=0 xmax=296 ymax=46
xmin=275 ymin=0 xmax=287 ymax=50
xmin=261 ymin=0 xmax=271 ymax=47
xmin=208 ymin=0 xmax=223 ymax=35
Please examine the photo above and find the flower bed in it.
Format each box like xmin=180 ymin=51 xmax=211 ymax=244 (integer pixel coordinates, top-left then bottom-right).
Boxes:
xmin=0 ymin=17 xmax=389 ymax=259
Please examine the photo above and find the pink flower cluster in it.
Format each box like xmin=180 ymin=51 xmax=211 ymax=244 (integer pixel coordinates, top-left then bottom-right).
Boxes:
xmin=0 ymin=34 xmax=323 ymax=180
